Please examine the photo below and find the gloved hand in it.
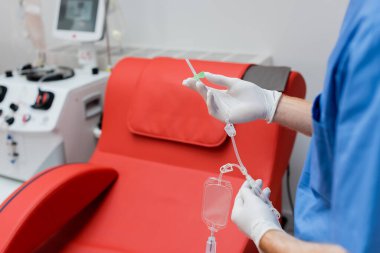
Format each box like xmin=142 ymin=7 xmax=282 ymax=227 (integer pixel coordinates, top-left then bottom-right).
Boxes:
xmin=231 ymin=181 xmax=283 ymax=249
xmin=182 ymin=72 xmax=282 ymax=123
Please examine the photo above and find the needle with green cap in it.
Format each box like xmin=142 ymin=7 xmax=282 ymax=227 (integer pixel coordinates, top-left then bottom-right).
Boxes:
xmin=185 ymin=59 xmax=205 ymax=81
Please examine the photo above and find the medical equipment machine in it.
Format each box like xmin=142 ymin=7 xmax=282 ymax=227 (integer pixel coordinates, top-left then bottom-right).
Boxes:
xmin=53 ymin=0 xmax=107 ymax=42
xmin=53 ymin=0 xmax=107 ymax=68
xmin=0 ymin=0 xmax=110 ymax=203
xmin=0 ymin=68 xmax=108 ymax=183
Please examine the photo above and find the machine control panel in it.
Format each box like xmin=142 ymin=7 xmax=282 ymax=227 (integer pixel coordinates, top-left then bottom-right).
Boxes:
xmin=0 ymin=69 xmax=108 ymax=133
xmin=0 ymin=68 xmax=109 ymax=181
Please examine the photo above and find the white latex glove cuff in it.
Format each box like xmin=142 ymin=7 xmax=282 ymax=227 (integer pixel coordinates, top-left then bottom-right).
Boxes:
xmin=266 ymin=90 xmax=282 ymax=123
xmin=251 ymin=221 xmax=283 ymax=247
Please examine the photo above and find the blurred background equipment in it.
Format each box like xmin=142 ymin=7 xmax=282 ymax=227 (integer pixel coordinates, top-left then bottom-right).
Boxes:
xmin=0 ymin=0 xmax=110 ymax=203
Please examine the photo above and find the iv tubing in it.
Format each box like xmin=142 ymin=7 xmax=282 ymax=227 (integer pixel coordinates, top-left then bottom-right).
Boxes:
xmin=225 ymin=122 xmax=281 ymax=219
xmin=185 ymin=59 xmax=197 ymax=76
xmin=183 ymin=59 xmax=280 ymax=218
xmin=230 ymin=135 xmax=245 ymax=173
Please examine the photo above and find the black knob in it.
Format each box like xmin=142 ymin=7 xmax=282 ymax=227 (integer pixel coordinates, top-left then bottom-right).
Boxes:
xmin=21 ymin=63 xmax=33 ymax=70
xmin=92 ymin=67 xmax=99 ymax=75
xmin=5 ymin=116 xmax=15 ymax=126
xmin=20 ymin=63 xmax=33 ymax=75
xmin=5 ymin=71 xmax=13 ymax=78
xmin=9 ymin=103 xmax=19 ymax=112
xmin=0 ymin=109 xmax=2 ymax=116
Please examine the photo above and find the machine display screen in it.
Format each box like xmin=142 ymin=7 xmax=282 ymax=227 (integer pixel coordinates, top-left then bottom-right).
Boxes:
xmin=57 ymin=0 xmax=99 ymax=32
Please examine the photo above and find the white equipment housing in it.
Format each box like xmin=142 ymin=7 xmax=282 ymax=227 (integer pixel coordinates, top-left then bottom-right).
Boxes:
xmin=53 ymin=0 xmax=107 ymax=42
xmin=53 ymin=0 xmax=107 ymax=69
xmin=0 ymin=69 xmax=108 ymax=183
xmin=0 ymin=0 xmax=109 ymax=204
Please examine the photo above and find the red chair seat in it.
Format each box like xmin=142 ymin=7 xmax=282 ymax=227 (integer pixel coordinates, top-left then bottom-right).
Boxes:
xmin=47 ymin=153 xmax=249 ymax=253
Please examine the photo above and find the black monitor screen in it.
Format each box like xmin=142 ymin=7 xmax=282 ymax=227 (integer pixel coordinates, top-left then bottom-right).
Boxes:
xmin=57 ymin=0 xmax=99 ymax=32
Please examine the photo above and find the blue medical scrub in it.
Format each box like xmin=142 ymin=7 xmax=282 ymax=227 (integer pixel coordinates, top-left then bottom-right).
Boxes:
xmin=294 ymin=0 xmax=380 ymax=252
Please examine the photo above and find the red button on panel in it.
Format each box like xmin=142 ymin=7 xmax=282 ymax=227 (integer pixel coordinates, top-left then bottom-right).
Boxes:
xmin=22 ymin=114 xmax=31 ymax=123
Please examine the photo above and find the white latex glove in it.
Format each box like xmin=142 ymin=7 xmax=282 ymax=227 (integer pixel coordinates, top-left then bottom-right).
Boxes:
xmin=231 ymin=181 xmax=282 ymax=249
xmin=182 ymin=72 xmax=282 ymax=123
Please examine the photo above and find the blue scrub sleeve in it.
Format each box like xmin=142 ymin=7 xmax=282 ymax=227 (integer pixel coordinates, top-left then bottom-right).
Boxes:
xmin=332 ymin=21 xmax=380 ymax=252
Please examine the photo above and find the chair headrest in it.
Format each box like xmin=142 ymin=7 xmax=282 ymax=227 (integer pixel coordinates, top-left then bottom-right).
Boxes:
xmin=127 ymin=57 xmax=250 ymax=147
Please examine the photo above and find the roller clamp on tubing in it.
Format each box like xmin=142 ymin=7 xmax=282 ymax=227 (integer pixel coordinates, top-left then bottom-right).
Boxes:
xmin=223 ymin=121 xmax=281 ymax=219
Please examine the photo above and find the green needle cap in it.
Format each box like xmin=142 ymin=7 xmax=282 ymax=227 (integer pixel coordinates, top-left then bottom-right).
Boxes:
xmin=194 ymin=72 xmax=205 ymax=81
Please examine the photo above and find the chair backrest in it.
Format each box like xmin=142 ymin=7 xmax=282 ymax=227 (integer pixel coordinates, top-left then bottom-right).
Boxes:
xmin=92 ymin=57 xmax=306 ymax=206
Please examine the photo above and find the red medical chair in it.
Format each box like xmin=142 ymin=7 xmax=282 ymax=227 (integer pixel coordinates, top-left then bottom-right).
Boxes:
xmin=0 ymin=57 xmax=306 ymax=253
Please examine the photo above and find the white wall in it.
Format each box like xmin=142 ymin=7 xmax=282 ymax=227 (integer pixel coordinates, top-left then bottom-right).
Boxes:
xmin=0 ymin=1 xmax=36 ymax=72
xmin=0 ymin=0 xmax=349 ymax=226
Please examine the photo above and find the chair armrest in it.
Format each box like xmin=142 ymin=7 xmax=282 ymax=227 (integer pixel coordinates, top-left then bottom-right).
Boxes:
xmin=0 ymin=163 xmax=118 ymax=253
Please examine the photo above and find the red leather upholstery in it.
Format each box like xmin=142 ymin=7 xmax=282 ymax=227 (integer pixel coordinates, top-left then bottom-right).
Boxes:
xmin=0 ymin=57 xmax=306 ymax=253
xmin=0 ymin=164 xmax=118 ymax=253
xmin=128 ymin=58 xmax=250 ymax=147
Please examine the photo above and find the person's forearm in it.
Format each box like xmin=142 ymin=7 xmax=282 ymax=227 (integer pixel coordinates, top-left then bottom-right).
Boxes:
xmin=260 ymin=230 xmax=346 ymax=253
xmin=273 ymin=95 xmax=312 ymax=136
